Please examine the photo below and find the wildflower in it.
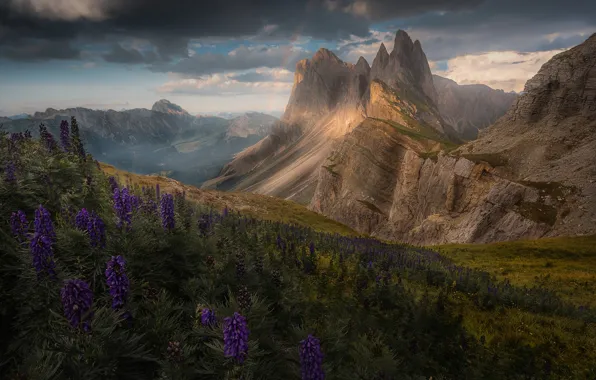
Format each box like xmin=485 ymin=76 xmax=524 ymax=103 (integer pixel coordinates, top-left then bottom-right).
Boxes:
xmin=39 ymin=124 xmax=57 ymax=151
xmin=160 ymin=193 xmax=175 ymax=230
xmin=155 ymin=183 xmax=160 ymax=200
xmin=105 ymin=255 xmax=130 ymax=310
xmin=60 ymin=279 xmax=93 ymax=331
xmin=75 ymin=208 xmax=90 ymax=231
xmin=254 ymin=255 xmax=264 ymax=274
xmin=34 ymin=205 xmax=56 ymax=241
xmin=236 ymin=251 xmax=246 ymax=280
xmin=223 ymin=312 xmax=249 ymax=364
xmin=87 ymin=211 xmax=106 ymax=248
xmin=70 ymin=116 xmax=86 ymax=160
xmin=166 ymin=341 xmax=183 ymax=363
xmin=300 ymin=335 xmax=325 ymax=380
xmin=108 ymin=176 xmax=119 ymax=193
xmin=4 ymin=161 xmax=16 ymax=183
xmin=113 ymin=187 xmax=132 ymax=229
xmin=130 ymin=194 xmax=140 ymax=210
xmin=309 ymin=242 xmax=315 ymax=255
xmin=29 ymin=233 xmax=56 ymax=277
xmin=24 ymin=129 xmax=32 ymax=139
xmin=237 ymin=285 xmax=251 ymax=311
xmin=201 ymin=308 xmax=217 ymax=327
xmin=142 ymin=198 xmax=157 ymax=215
xmin=59 ymin=120 xmax=70 ymax=152
xmin=10 ymin=210 xmax=28 ymax=241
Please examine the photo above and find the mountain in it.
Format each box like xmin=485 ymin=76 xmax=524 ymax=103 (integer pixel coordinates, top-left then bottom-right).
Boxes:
xmin=432 ymin=75 xmax=517 ymax=140
xmin=2 ymin=101 xmax=278 ymax=186
xmin=205 ymin=32 xmax=468 ymax=201
xmin=151 ymin=99 xmax=191 ymax=116
xmin=7 ymin=113 xmax=30 ymax=120
xmin=311 ymin=33 xmax=596 ymax=244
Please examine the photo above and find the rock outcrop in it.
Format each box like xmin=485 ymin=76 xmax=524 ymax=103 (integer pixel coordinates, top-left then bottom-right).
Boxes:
xmin=207 ymin=30 xmax=463 ymax=201
xmin=432 ymin=75 xmax=517 ymax=140
xmin=311 ymin=33 xmax=596 ymax=244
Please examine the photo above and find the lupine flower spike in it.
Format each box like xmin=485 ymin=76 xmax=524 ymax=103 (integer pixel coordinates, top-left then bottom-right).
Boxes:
xmin=300 ymin=335 xmax=325 ymax=380
xmin=61 ymin=279 xmax=94 ymax=331
xmin=223 ymin=312 xmax=249 ymax=363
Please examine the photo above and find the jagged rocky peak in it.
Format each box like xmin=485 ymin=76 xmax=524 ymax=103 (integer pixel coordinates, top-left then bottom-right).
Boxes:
xmin=312 ymin=47 xmax=343 ymax=64
xmin=151 ymin=99 xmax=190 ymax=116
xmin=355 ymin=56 xmax=371 ymax=74
xmin=371 ymin=29 xmax=437 ymax=104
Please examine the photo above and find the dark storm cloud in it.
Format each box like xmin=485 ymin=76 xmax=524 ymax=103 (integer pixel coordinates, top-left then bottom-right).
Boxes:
xmin=150 ymin=45 xmax=311 ymax=76
xmin=103 ymin=44 xmax=147 ymax=63
xmin=403 ymin=0 xmax=596 ymax=60
xmin=0 ymin=0 xmax=483 ymax=61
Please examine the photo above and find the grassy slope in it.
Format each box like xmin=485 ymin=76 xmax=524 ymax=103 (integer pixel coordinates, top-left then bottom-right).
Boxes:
xmin=100 ymin=162 xmax=357 ymax=236
xmin=103 ymin=162 xmax=596 ymax=373
xmin=435 ymin=236 xmax=596 ymax=371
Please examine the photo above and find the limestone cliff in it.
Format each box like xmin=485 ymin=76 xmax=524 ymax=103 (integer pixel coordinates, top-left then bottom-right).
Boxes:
xmin=432 ymin=75 xmax=517 ymax=140
xmin=207 ymin=30 xmax=460 ymax=201
xmin=311 ymin=33 xmax=596 ymax=244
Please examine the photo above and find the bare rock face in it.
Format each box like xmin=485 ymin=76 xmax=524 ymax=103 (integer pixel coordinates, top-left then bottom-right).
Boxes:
xmin=432 ymin=75 xmax=517 ymax=140
xmin=371 ymin=30 xmax=438 ymax=106
xmin=225 ymin=112 xmax=278 ymax=139
xmin=311 ymin=33 xmax=596 ymax=244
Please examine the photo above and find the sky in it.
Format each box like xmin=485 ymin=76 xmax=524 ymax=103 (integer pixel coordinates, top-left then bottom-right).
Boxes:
xmin=0 ymin=0 xmax=594 ymax=117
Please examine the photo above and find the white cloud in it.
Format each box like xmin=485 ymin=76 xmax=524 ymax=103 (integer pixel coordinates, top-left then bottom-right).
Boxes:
xmin=433 ymin=49 xmax=567 ymax=92
xmin=157 ymin=68 xmax=294 ymax=96
xmin=338 ymin=30 xmax=395 ymax=64
xmin=8 ymin=0 xmax=112 ymax=21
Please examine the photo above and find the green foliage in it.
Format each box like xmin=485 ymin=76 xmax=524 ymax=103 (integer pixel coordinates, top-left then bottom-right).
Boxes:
xmin=1 ymin=130 xmax=595 ymax=379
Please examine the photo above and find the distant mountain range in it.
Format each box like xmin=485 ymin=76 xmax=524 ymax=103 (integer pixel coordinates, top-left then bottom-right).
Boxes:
xmin=206 ymin=30 xmax=596 ymax=244
xmin=1 ymin=100 xmax=279 ymax=186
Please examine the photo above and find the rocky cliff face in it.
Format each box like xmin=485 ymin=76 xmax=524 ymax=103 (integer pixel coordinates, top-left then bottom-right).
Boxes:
xmin=207 ymin=30 xmax=463 ymax=200
xmin=311 ymin=33 xmax=596 ymax=244
xmin=432 ymin=75 xmax=517 ymax=140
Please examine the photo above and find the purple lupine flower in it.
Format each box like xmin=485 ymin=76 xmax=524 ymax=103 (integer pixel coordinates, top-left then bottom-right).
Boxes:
xmin=160 ymin=193 xmax=175 ymax=231
xmin=201 ymin=308 xmax=217 ymax=326
xmin=142 ymin=198 xmax=158 ymax=215
xmin=59 ymin=120 xmax=70 ymax=152
xmin=105 ymin=255 xmax=130 ymax=310
xmin=223 ymin=207 xmax=229 ymax=217
xmin=75 ymin=208 xmax=90 ymax=230
xmin=155 ymin=183 xmax=160 ymax=200
xmin=39 ymin=124 xmax=57 ymax=152
xmin=87 ymin=211 xmax=106 ymax=248
xmin=309 ymin=242 xmax=315 ymax=255
xmin=300 ymin=335 xmax=325 ymax=380
xmin=130 ymin=194 xmax=140 ymax=210
xmin=29 ymin=232 xmax=56 ymax=277
xmin=223 ymin=312 xmax=249 ymax=363
xmin=34 ymin=205 xmax=56 ymax=241
xmin=10 ymin=210 xmax=28 ymax=241
xmin=60 ymin=279 xmax=93 ymax=331
xmin=113 ymin=187 xmax=132 ymax=229
xmin=4 ymin=161 xmax=16 ymax=183
xmin=108 ymin=176 xmax=119 ymax=193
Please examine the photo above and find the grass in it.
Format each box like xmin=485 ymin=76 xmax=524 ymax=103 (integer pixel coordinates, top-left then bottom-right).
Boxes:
xmin=435 ymin=235 xmax=596 ymax=307
xmin=100 ymin=162 xmax=358 ymax=236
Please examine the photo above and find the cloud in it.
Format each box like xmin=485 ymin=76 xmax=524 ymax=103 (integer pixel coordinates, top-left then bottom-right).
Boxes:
xmin=7 ymin=0 xmax=114 ymax=21
xmin=152 ymin=45 xmax=310 ymax=76
xmin=434 ymin=49 xmax=567 ymax=92
xmin=157 ymin=69 xmax=294 ymax=96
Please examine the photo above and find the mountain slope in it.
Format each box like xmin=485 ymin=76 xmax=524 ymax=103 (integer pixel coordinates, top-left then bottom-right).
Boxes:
xmin=432 ymin=75 xmax=517 ymax=140
xmin=312 ymin=33 xmax=596 ymax=244
xmin=2 ymin=102 xmax=278 ymax=186
xmin=206 ymin=31 xmax=463 ymax=202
